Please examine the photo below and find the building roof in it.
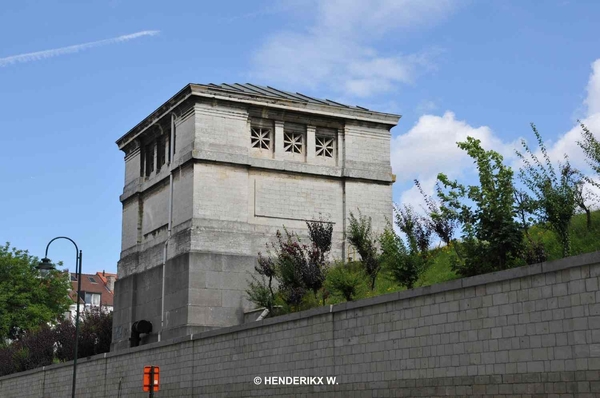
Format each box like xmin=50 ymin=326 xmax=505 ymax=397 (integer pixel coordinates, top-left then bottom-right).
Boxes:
xmin=116 ymin=83 xmax=401 ymax=149
xmin=201 ymin=83 xmax=372 ymax=111
xmin=70 ymin=272 xmax=116 ymax=307
xmin=94 ymin=271 xmax=117 ymax=287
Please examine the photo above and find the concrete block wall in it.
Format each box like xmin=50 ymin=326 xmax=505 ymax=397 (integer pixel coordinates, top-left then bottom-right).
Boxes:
xmin=3 ymin=251 xmax=600 ymax=397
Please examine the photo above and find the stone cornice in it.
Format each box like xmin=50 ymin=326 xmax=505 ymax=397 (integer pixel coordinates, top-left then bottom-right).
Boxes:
xmin=116 ymin=84 xmax=401 ymax=152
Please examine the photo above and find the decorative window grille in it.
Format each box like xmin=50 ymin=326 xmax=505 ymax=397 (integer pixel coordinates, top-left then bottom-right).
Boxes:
xmin=284 ymin=132 xmax=304 ymax=154
xmin=251 ymin=127 xmax=271 ymax=150
xmin=316 ymin=136 xmax=334 ymax=158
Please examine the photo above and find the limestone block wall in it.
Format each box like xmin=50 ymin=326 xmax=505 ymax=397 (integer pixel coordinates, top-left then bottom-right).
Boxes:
xmin=3 ymin=252 xmax=600 ymax=397
xmin=345 ymin=180 xmax=393 ymax=237
xmin=193 ymin=102 xmax=250 ymax=156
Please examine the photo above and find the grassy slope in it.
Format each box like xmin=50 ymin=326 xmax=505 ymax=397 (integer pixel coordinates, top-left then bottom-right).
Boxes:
xmin=342 ymin=210 xmax=600 ymax=303
xmin=415 ymin=210 xmax=600 ymax=289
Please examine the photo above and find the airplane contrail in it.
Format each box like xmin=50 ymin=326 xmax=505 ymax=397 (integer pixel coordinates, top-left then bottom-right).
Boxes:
xmin=0 ymin=30 xmax=160 ymax=67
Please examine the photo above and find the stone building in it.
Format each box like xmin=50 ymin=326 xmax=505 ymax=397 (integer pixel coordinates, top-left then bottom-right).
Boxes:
xmin=112 ymin=83 xmax=400 ymax=350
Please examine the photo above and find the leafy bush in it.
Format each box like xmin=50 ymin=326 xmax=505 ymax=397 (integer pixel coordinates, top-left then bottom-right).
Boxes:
xmin=54 ymin=318 xmax=76 ymax=362
xmin=379 ymin=227 xmax=426 ymax=289
xmin=517 ymin=124 xmax=580 ymax=257
xmin=0 ymin=309 xmax=113 ymax=376
xmin=15 ymin=325 xmax=55 ymax=372
xmin=248 ymin=219 xmax=333 ymax=311
xmin=246 ymin=274 xmax=275 ymax=311
xmin=437 ymin=137 xmax=524 ymax=276
xmin=347 ymin=211 xmax=380 ymax=289
xmin=415 ymin=179 xmax=456 ymax=246
xmin=79 ymin=310 xmax=112 ymax=358
xmin=0 ymin=343 xmax=17 ymax=376
xmin=325 ymin=262 xmax=365 ymax=302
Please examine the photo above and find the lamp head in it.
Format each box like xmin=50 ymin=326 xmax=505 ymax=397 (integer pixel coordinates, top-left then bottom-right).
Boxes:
xmin=36 ymin=257 xmax=56 ymax=277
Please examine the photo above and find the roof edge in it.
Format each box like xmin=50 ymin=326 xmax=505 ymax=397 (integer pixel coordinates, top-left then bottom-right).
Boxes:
xmin=116 ymin=83 xmax=401 ymax=150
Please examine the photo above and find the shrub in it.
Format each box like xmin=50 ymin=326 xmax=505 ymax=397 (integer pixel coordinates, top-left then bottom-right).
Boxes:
xmin=248 ymin=219 xmax=333 ymax=311
xmin=516 ymin=124 xmax=579 ymax=257
xmin=325 ymin=262 xmax=365 ymax=302
xmin=379 ymin=227 xmax=426 ymax=289
xmin=347 ymin=211 xmax=380 ymax=290
xmin=437 ymin=137 xmax=524 ymax=276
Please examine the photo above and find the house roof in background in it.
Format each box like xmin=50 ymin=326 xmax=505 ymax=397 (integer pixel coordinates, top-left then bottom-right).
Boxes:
xmin=70 ymin=272 xmax=116 ymax=307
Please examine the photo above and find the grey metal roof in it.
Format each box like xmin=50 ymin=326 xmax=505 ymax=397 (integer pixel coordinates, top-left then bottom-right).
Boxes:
xmin=200 ymin=83 xmax=372 ymax=111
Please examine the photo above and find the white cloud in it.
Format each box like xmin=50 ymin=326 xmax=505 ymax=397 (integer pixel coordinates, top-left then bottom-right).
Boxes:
xmin=393 ymin=58 xmax=600 ymax=213
xmin=315 ymin=0 xmax=456 ymax=40
xmin=398 ymin=175 xmax=439 ymax=213
xmin=531 ymin=59 xmax=600 ymax=172
xmin=391 ymin=111 xmax=519 ymax=211
xmin=252 ymin=0 xmax=454 ymax=97
xmin=585 ymin=59 xmax=600 ymax=116
xmin=0 ymin=30 xmax=159 ymax=67
xmin=392 ymin=111 xmax=517 ymax=183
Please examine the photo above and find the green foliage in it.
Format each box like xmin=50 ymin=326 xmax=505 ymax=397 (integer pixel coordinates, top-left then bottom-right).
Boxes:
xmin=437 ymin=137 xmax=524 ymax=276
xmin=78 ymin=310 xmax=113 ymax=358
xmin=0 ymin=311 xmax=113 ymax=376
xmin=324 ymin=262 xmax=366 ymax=302
xmin=415 ymin=179 xmax=456 ymax=246
xmin=415 ymin=244 xmax=460 ymax=287
xmin=14 ymin=325 xmax=55 ymax=372
xmin=247 ymin=219 xmax=333 ymax=311
xmin=394 ymin=204 xmax=432 ymax=254
xmin=347 ymin=211 xmax=380 ymax=290
xmin=379 ymin=226 xmax=427 ymax=289
xmin=577 ymin=122 xmax=600 ymax=177
xmin=246 ymin=274 xmax=275 ymax=311
xmin=53 ymin=318 xmax=76 ymax=363
xmin=0 ymin=243 xmax=71 ymax=342
xmin=531 ymin=210 xmax=600 ymax=260
xmin=516 ymin=124 xmax=579 ymax=257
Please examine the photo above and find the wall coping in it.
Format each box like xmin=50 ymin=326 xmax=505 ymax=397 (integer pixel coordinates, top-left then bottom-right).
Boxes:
xmin=2 ymin=250 xmax=599 ymax=380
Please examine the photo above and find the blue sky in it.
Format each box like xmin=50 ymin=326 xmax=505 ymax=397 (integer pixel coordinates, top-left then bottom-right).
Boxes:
xmin=1 ymin=0 xmax=599 ymax=274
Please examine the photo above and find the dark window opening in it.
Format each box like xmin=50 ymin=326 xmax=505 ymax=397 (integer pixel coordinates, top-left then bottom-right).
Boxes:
xmin=145 ymin=143 xmax=155 ymax=177
xmin=157 ymin=137 xmax=166 ymax=172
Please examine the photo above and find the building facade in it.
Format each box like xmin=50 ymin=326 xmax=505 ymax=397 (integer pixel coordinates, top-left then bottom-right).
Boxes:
xmin=112 ymin=84 xmax=399 ymax=350
xmin=65 ymin=271 xmax=116 ymax=321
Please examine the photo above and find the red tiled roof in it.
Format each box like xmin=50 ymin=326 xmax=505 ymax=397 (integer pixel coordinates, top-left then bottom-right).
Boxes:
xmin=69 ymin=272 xmax=116 ymax=307
xmin=95 ymin=271 xmax=116 ymax=286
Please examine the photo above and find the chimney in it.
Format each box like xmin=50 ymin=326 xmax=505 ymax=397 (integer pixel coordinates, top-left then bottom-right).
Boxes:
xmin=106 ymin=275 xmax=115 ymax=292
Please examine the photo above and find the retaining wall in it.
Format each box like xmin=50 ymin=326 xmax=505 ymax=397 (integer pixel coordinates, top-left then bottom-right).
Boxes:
xmin=2 ymin=252 xmax=600 ymax=397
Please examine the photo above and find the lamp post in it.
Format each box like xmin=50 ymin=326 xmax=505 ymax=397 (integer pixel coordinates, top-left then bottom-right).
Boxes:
xmin=37 ymin=237 xmax=82 ymax=398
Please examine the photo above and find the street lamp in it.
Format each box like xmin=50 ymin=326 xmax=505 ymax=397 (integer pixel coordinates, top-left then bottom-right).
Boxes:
xmin=37 ymin=237 xmax=82 ymax=398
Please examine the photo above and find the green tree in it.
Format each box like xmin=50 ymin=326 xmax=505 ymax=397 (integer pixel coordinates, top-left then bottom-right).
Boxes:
xmin=0 ymin=243 xmax=71 ymax=342
xmin=575 ymin=122 xmax=600 ymax=230
xmin=347 ymin=211 xmax=380 ymax=290
xmin=516 ymin=124 xmax=578 ymax=257
xmin=394 ymin=204 xmax=432 ymax=255
xmin=437 ymin=137 xmax=524 ymax=276
xmin=415 ymin=179 xmax=456 ymax=247
xmin=577 ymin=122 xmax=600 ymax=177
xmin=379 ymin=226 xmax=426 ymax=289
